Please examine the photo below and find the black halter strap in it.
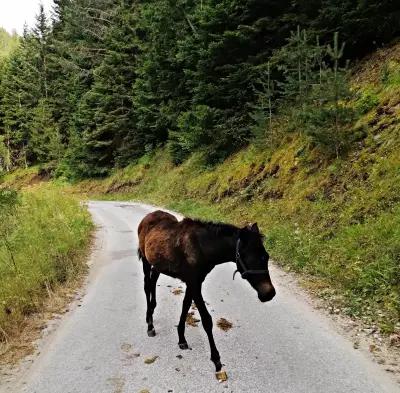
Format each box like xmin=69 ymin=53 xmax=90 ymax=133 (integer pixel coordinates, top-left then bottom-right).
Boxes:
xmin=233 ymin=238 xmax=269 ymax=280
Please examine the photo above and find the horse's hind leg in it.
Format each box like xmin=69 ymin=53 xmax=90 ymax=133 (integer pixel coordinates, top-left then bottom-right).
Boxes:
xmin=147 ymin=268 xmax=160 ymax=336
xmin=177 ymin=287 xmax=192 ymax=350
xmin=142 ymin=260 xmax=156 ymax=336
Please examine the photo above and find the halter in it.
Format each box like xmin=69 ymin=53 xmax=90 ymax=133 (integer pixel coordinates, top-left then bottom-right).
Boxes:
xmin=233 ymin=238 xmax=269 ymax=280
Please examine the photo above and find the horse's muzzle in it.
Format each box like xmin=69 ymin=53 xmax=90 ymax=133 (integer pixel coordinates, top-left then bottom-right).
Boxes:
xmin=258 ymin=286 xmax=276 ymax=302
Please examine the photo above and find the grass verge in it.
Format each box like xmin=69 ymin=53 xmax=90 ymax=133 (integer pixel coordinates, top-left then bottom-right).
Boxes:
xmin=0 ymin=184 xmax=93 ymax=362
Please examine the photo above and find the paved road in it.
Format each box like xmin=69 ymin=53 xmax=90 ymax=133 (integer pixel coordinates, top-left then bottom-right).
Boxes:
xmin=11 ymin=201 xmax=399 ymax=393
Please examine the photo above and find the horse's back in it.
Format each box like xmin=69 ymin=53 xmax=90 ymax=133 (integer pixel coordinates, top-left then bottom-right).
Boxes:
xmin=138 ymin=210 xmax=177 ymax=236
xmin=138 ymin=211 xmax=178 ymax=258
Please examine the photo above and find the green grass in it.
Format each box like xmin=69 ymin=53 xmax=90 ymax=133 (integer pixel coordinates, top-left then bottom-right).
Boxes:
xmin=0 ymin=185 xmax=93 ymax=342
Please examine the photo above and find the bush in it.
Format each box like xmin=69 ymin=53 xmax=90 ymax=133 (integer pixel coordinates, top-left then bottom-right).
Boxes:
xmin=356 ymin=89 xmax=380 ymax=114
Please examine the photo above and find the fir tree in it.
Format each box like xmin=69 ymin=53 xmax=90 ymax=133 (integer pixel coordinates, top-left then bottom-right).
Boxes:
xmin=29 ymin=99 xmax=63 ymax=163
xmin=74 ymin=0 xmax=138 ymax=176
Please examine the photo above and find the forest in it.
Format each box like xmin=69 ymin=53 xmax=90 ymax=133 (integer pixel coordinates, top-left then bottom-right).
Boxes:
xmin=0 ymin=0 xmax=399 ymax=178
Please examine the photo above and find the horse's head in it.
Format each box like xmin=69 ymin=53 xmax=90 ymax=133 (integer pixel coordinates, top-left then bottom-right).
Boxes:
xmin=236 ymin=223 xmax=276 ymax=303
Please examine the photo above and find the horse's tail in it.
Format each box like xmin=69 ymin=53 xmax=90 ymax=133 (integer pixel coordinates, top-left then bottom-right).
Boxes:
xmin=137 ymin=247 xmax=144 ymax=262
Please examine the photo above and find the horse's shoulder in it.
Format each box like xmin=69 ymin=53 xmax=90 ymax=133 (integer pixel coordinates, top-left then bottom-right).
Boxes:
xmin=176 ymin=219 xmax=206 ymax=259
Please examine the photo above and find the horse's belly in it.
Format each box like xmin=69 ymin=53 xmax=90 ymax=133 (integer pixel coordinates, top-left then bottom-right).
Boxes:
xmin=153 ymin=262 xmax=181 ymax=279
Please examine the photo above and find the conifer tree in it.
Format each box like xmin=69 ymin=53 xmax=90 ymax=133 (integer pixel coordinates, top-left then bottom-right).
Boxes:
xmin=29 ymin=99 xmax=63 ymax=163
xmin=0 ymin=33 xmax=39 ymax=166
xmin=78 ymin=0 xmax=138 ymax=175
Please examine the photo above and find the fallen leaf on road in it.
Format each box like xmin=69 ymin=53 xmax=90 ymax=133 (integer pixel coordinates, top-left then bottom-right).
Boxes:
xmin=144 ymin=356 xmax=159 ymax=364
xmin=172 ymin=288 xmax=183 ymax=295
xmin=217 ymin=318 xmax=233 ymax=331
xmin=186 ymin=312 xmax=200 ymax=327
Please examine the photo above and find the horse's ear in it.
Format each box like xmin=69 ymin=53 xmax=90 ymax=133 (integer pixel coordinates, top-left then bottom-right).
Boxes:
xmin=248 ymin=222 xmax=260 ymax=233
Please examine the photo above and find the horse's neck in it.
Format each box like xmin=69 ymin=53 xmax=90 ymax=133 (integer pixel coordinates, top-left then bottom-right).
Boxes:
xmin=205 ymin=232 xmax=238 ymax=265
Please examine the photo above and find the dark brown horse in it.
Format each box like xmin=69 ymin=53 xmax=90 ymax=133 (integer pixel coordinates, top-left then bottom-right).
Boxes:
xmin=137 ymin=210 xmax=275 ymax=378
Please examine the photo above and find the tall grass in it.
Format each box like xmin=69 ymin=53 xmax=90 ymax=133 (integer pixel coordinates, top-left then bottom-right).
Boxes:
xmin=0 ymin=186 xmax=93 ymax=342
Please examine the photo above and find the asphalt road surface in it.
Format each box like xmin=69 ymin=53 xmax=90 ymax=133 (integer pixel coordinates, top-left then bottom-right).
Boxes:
xmin=10 ymin=201 xmax=400 ymax=393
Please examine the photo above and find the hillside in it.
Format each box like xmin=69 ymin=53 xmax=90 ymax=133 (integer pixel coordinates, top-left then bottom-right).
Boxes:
xmin=70 ymin=41 xmax=400 ymax=335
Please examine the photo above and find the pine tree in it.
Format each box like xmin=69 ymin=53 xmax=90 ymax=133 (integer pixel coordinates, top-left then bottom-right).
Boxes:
xmin=274 ymin=30 xmax=355 ymax=156
xmin=303 ymin=33 xmax=354 ymax=156
xmin=33 ymin=4 xmax=51 ymax=99
xmin=0 ymin=34 xmax=39 ymax=167
xmin=78 ymin=0 xmax=138 ymax=175
xmin=50 ymin=0 xmax=124 ymax=177
xmin=132 ymin=0 xmax=194 ymax=163
xmin=29 ymin=99 xmax=63 ymax=163
xmin=250 ymin=61 xmax=275 ymax=140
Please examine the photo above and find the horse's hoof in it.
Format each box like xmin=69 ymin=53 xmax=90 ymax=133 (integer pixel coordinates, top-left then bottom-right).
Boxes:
xmin=215 ymin=370 xmax=228 ymax=382
xmin=147 ymin=329 xmax=156 ymax=337
xmin=178 ymin=342 xmax=190 ymax=350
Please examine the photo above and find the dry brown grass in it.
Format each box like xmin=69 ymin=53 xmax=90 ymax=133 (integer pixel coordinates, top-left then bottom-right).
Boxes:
xmin=0 ymin=270 xmax=88 ymax=365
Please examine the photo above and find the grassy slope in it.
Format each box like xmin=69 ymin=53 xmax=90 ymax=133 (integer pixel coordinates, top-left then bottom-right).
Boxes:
xmin=0 ymin=184 xmax=93 ymax=351
xmin=73 ymin=42 xmax=400 ymax=334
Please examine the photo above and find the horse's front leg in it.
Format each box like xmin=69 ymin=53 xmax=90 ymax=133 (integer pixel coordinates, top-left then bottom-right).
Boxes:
xmin=177 ymin=287 xmax=192 ymax=349
xmin=191 ymin=283 xmax=223 ymax=373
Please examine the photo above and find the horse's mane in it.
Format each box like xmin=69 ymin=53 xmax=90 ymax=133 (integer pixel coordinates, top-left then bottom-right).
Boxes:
xmin=182 ymin=217 xmax=265 ymax=240
xmin=183 ymin=218 xmax=239 ymax=237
